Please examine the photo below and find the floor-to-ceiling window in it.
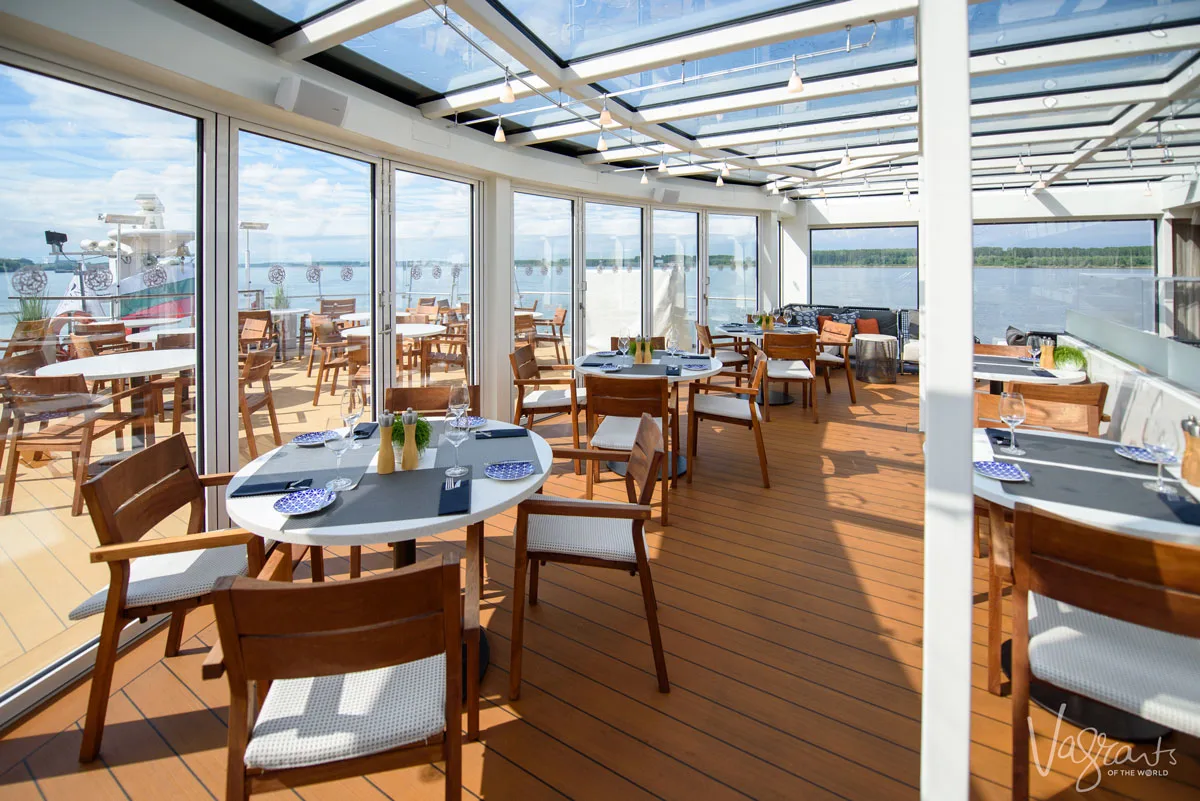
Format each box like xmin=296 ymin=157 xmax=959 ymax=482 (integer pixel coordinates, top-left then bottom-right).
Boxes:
xmin=585 ymin=202 xmax=642 ymax=353
xmin=652 ymin=209 xmax=699 ymax=348
xmin=707 ymin=213 xmax=757 ymax=323
xmin=810 ymin=226 xmax=919 ymax=309
xmin=973 ymin=220 xmax=1155 ymax=342
xmin=0 ymin=63 xmax=200 ymax=694
xmin=236 ymin=131 xmax=373 ymax=464
xmin=514 ymin=192 xmax=573 ymax=361
xmin=394 ymin=169 xmax=473 ymax=386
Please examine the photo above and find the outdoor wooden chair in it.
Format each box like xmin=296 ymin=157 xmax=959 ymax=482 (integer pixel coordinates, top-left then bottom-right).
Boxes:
xmin=308 ymin=314 xmax=351 ymax=404
xmin=1008 ymin=506 xmax=1200 ymax=799
xmin=974 ymin=343 xmax=1031 ymax=357
xmin=69 ymin=331 xmax=129 ymax=400
xmin=421 ymin=332 xmax=468 ymax=380
xmin=816 ymin=320 xmax=857 ymax=403
xmin=514 ymin=314 xmax=537 ymax=347
xmin=697 ymin=324 xmax=748 ymax=384
xmin=1 ymin=318 xmax=50 ymax=358
xmin=72 ymin=433 xmax=264 ymax=761
xmin=510 ymin=414 xmax=668 ymax=698
xmin=609 ymin=336 xmax=665 ymax=351
xmin=1 ymin=374 xmax=154 ymax=516
xmin=1003 ymin=381 xmax=1109 ymax=429
xmin=0 ymin=349 xmax=48 ymax=493
xmin=509 ymin=344 xmax=583 ymax=454
xmin=533 ymin=307 xmax=569 ymax=363
xmin=238 ymin=311 xmax=277 ymax=357
xmin=583 ymin=373 xmax=673 ymax=525
xmin=416 ymin=296 xmax=436 ymax=307
xmin=318 ymin=298 xmax=356 ymax=330
xmin=240 ymin=347 xmax=283 ymax=460
xmin=757 ymin=332 xmax=818 ymax=423
xmin=347 ymin=341 xmax=371 ymax=403
xmin=973 ymin=392 xmax=1098 ymax=437
xmin=383 ymin=384 xmax=480 ymax=416
xmin=209 ymin=555 xmax=462 ymax=801
xmin=73 ymin=322 xmax=133 ymax=356
xmin=514 ymin=299 xmax=539 ymax=312
xmin=688 ymin=359 xmax=770 ymax=487
xmin=149 ymin=332 xmax=195 ymax=431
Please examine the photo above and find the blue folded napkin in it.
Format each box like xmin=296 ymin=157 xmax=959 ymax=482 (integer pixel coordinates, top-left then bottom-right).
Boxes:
xmin=985 ymin=428 xmax=1011 ymax=447
xmin=230 ymin=478 xmax=312 ymax=498
xmin=475 ymin=428 xmax=529 ymax=439
xmin=581 ymin=361 xmax=611 ymax=367
xmin=665 ymin=365 xmax=681 ymax=376
xmin=438 ymin=478 xmax=471 ymax=515
xmin=1030 ymin=368 xmax=1055 ymax=378
xmin=352 ymin=422 xmax=378 ymax=439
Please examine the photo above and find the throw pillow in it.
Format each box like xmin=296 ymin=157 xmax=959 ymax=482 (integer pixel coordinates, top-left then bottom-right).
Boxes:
xmin=832 ymin=310 xmax=860 ymax=328
xmin=816 ymin=315 xmax=832 ymax=332
xmin=1005 ymin=326 xmax=1027 ymax=346
xmin=794 ymin=310 xmax=819 ymax=329
xmin=857 ymin=317 xmax=880 ymax=335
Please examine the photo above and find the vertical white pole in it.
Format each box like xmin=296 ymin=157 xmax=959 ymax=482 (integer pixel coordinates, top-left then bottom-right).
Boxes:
xmin=480 ymin=175 xmax=514 ymax=420
xmin=759 ymin=211 xmax=780 ymax=312
xmin=1157 ymin=216 xmax=1175 ymax=337
xmin=917 ymin=1 xmax=974 ymax=799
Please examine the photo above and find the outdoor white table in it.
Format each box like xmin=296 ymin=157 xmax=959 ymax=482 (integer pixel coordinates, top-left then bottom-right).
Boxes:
xmin=973 ymin=356 xmax=1086 ymax=394
xmin=339 ymin=311 xmax=371 ymax=323
xmin=267 ymin=308 xmax=310 ymax=361
xmin=121 ymin=316 xmax=191 ymax=330
xmin=127 ymin=326 xmax=196 ymax=345
xmin=514 ymin=310 xmax=544 ymax=320
xmin=342 ymin=323 xmax=445 ymax=339
xmin=226 ymin=418 xmax=552 ymax=741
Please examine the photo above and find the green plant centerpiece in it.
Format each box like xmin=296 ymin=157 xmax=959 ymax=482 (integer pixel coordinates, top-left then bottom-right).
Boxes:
xmin=272 ymin=284 xmax=290 ymax=310
xmin=1051 ymin=344 xmax=1087 ymax=372
xmin=391 ymin=413 xmax=433 ymax=454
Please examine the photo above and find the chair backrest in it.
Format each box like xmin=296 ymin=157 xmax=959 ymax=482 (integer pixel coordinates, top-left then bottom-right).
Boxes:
xmin=383 ymin=384 xmax=480 ymax=416
xmin=240 ymin=318 xmax=270 ymax=343
xmin=551 ymin=307 xmax=567 ymax=326
xmin=417 ymin=296 xmax=436 ymax=307
xmin=509 ymin=344 xmax=540 ymax=380
xmin=74 ymin=322 xmax=128 ymax=354
xmin=515 ymin=299 xmax=539 ymax=312
xmin=309 ymin=314 xmax=343 ymax=344
xmin=347 ymin=343 xmax=370 ymax=371
xmin=156 ymin=332 xmax=195 ymax=350
xmin=761 ymin=332 xmax=817 ymax=362
xmin=240 ymin=346 xmax=276 ymax=386
xmin=608 ymin=336 xmax=665 ymax=350
xmin=1005 ymin=381 xmax=1108 ymax=417
xmin=974 ymin=392 xmax=1098 ymax=436
xmin=436 ymin=298 xmax=450 ymax=310
xmin=80 ymin=433 xmax=207 ymax=544
xmin=212 ymin=553 xmax=461 ymax=689
xmin=625 ymin=413 xmax=665 ymax=505
xmin=416 ymin=304 xmax=441 ymax=319
xmin=70 ymin=333 xmax=99 ymax=359
xmin=395 ymin=313 xmax=424 ymax=325
xmin=821 ymin=321 xmax=853 ymax=343
xmin=4 ymin=319 xmax=50 ymax=357
xmin=584 ymin=374 xmax=669 ymax=427
xmin=0 ymin=350 xmax=48 ymax=382
xmin=975 ymin=343 xmax=1029 ymax=357
xmin=515 ymin=315 xmax=536 ymax=335
xmin=319 ymin=298 xmax=356 ymax=316
xmin=237 ymin=310 xmax=272 ymax=327
xmin=696 ymin=324 xmax=717 ymax=352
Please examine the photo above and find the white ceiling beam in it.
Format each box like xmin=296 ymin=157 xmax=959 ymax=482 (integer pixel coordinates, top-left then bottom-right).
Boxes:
xmin=972 ymin=84 xmax=1161 ymax=119
xmin=698 ymin=111 xmax=917 ymax=150
xmin=971 ymin=25 xmax=1200 ymax=76
xmin=756 ymin=139 xmax=918 ymax=168
xmin=579 ymin=144 xmax=682 ymax=164
xmin=814 ymin=150 xmax=919 ymax=177
xmin=272 ymin=0 xmax=427 ymax=62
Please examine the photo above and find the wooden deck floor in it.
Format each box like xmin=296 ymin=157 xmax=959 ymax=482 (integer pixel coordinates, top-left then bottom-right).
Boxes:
xmin=0 ymin=374 xmax=1197 ymax=800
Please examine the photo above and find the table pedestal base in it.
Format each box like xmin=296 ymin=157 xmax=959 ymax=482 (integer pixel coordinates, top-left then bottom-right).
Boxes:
xmin=607 ymin=454 xmax=688 ymax=477
xmin=755 ymin=389 xmax=796 ymax=407
xmin=1001 ymin=640 xmax=1172 ymax=742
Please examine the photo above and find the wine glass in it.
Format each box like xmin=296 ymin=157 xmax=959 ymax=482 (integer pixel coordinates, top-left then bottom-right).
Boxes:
xmin=448 ymin=383 xmax=471 ymax=426
xmin=323 ymin=416 xmax=354 ymax=491
xmin=1142 ymin=403 xmax=1181 ymax=497
xmin=998 ymin=392 xmax=1026 ymax=456
xmin=444 ymin=406 xmax=470 ymax=478
xmin=617 ymin=329 xmax=630 ymax=359
xmin=666 ymin=332 xmax=678 ymax=361
xmin=340 ymin=386 xmax=367 ymax=448
xmin=1026 ymin=335 xmax=1042 ymax=364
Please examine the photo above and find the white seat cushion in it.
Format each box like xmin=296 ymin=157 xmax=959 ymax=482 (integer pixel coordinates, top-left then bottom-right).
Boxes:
xmin=692 ymin=393 xmax=752 ymax=421
xmin=528 ymin=505 xmax=640 ymax=562
xmin=902 ymin=339 xmax=921 ymax=363
xmin=766 ymin=360 xmax=813 ymax=380
xmin=522 ymin=387 xmax=586 ymax=409
xmin=69 ymin=545 xmax=249 ymax=620
xmin=244 ymin=654 xmax=446 ymax=771
xmin=816 ymin=351 xmax=844 ymax=365
xmin=591 ymin=415 xmax=662 ymax=450
xmin=1028 ymin=594 xmax=1200 ymax=737
xmin=714 ymin=349 xmax=747 ymax=365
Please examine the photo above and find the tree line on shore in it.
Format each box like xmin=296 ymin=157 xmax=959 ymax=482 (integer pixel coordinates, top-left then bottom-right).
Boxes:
xmin=813 ymin=246 xmax=1152 ymax=268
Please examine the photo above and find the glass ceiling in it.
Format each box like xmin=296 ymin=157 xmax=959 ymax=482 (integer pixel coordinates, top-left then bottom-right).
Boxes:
xmin=971 ymin=51 xmax=1198 ymax=102
xmin=968 ymin=0 xmax=1200 ymax=52
xmin=668 ymin=86 xmax=917 ymax=138
xmin=254 ymin=0 xmax=345 ymax=23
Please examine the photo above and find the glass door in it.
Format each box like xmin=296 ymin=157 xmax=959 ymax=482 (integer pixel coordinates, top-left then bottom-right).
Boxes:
xmin=652 ymin=209 xmax=700 ymax=349
xmin=707 ymin=213 xmax=759 ymax=324
xmin=583 ymin=202 xmax=642 ymax=353
xmin=514 ymin=193 xmax=574 ymax=362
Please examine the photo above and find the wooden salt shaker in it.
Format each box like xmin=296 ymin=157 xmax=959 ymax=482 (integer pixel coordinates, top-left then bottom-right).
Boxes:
xmin=1182 ymin=417 xmax=1200 ymax=486
xmin=400 ymin=407 xmax=419 ymax=471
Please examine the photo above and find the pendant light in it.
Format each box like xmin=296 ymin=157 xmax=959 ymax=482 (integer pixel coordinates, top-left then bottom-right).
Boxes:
xmin=596 ymin=133 xmax=608 ymax=152
xmin=720 ymin=161 xmax=730 ymax=177
xmin=493 ymin=118 xmax=506 ymax=143
xmin=499 ymin=69 xmax=515 ymax=104
xmin=1033 ymin=173 xmax=1046 ymax=190
xmin=1144 ymin=181 xmax=1153 ymax=196
xmin=715 ymin=174 xmax=725 ymax=187
xmin=1014 ymin=156 xmax=1028 ymax=174
xmin=658 ymin=155 xmax=668 ymax=173
xmin=598 ymin=96 xmax=613 ymax=127
xmin=839 ymin=146 xmax=851 ymax=168
xmin=770 ymin=182 xmax=780 ymax=195
xmin=787 ymin=54 xmax=804 ymax=94
xmin=640 ymin=170 xmax=649 ymax=185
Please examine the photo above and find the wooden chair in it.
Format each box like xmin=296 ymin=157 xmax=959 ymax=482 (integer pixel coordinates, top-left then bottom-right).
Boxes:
xmin=757 ymin=332 xmax=818 ymax=423
xmin=973 ymin=392 xmax=1098 ymax=437
xmin=509 ymin=344 xmax=583 ymax=455
xmin=1 ymin=374 xmax=154 ymax=516
xmin=608 ymin=336 xmax=665 ymax=351
xmin=816 ymin=321 xmax=857 ymax=404
xmin=383 ymin=384 xmax=480 ymax=416
xmin=0 ymin=350 xmax=48 ymax=494
xmin=1004 ymin=381 xmax=1109 ymax=429
xmin=688 ymin=359 xmax=770 ymax=488
xmin=69 ymin=331 xmax=129 ymax=401
xmin=416 ymin=296 xmax=436 ymax=307
xmin=696 ymin=324 xmax=748 ymax=384
xmin=72 ymin=433 xmax=264 ymax=761
xmin=209 ymin=555 xmax=462 ymax=801
xmin=974 ymin=343 xmax=1030 ymax=357
xmin=533 ymin=307 xmax=569 ymax=363
xmin=1 ymin=319 xmax=50 ymax=358
xmin=319 ymin=297 xmax=356 ymax=323
xmin=238 ymin=311 xmax=277 ymax=357
xmin=514 ymin=299 xmax=539 ymax=312
xmin=152 ymin=332 xmax=195 ymax=433
xmin=308 ymin=315 xmax=351 ymax=404
xmin=347 ymin=341 xmax=371 ymax=403
xmin=514 ymin=314 xmax=537 ymax=347
xmin=240 ymin=347 xmax=283 ymax=460
xmin=73 ymin=322 xmax=133 ymax=356
xmin=1009 ymin=506 xmax=1200 ymax=800
xmin=510 ymin=413 xmax=668 ymax=697
xmin=421 ymin=332 xmax=468 ymax=380
xmin=583 ymin=374 xmax=673 ymax=525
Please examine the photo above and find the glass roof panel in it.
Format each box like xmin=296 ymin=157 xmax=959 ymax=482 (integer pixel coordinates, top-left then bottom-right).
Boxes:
xmin=342 ymin=8 xmax=523 ymax=94
xmin=973 ymin=141 xmax=1084 ymax=158
xmin=253 ymin=0 xmax=346 ymax=22
xmin=669 ymin=86 xmax=917 ymax=137
xmin=477 ymin=94 xmax=583 ymax=129
xmin=737 ymin=126 xmax=918 ymax=158
xmin=566 ymin=131 xmax=659 ymax=150
xmin=596 ymin=18 xmax=914 ymax=110
xmin=972 ymin=51 xmax=1196 ymax=101
xmin=971 ymin=107 xmax=1120 ymax=134
xmin=969 ymin=0 xmax=1200 ymax=52
xmin=496 ymin=0 xmax=817 ymax=62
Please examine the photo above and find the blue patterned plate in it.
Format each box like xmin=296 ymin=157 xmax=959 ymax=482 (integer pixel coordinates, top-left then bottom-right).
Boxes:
xmin=973 ymin=461 xmax=1030 ymax=482
xmin=591 ymin=362 xmax=621 ymax=372
xmin=484 ymin=461 xmax=535 ymax=481
xmin=450 ymin=415 xmax=487 ymax=430
xmin=593 ymin=350 xmax=618 ymax=357
xmin=292 ymin=430 xmax=338 ymax=447
xmin=1115 ymin=445 xmax=1179 ymax=465
xmin=1017 ymin=356 xmax=1037 ymax=363
xmin=683 ymin=361 xmax=710 ymax=371
xmin=273 ymin=487 xmax=336 ymax=516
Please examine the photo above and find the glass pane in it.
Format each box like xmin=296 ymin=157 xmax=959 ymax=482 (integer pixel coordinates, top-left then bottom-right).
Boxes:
xmin=598 ymin=17 xmax=915 ymax=109
xmin=394 ymin=170 xmax=473 ymax=388
xmin=0 ymin=64 xmax=199 ymax=693
xmin=973 ymin=221 xmax=1156 ymax=342
xmin=972 ymin=52 xmax=1196 ymax=102
xmin=585 ymin=203 xmax=642 ymax=352
xmin=969 ymin=0 xmax=1200 ymax=52
xmin=476 ymin=94 xmax=581 ymax=130
xmin=343 ymin=8 xmax=522 ymax=94
xmin=737 ymin=127 xmax=918 ymax=159
xmin=236 ymin=131 xmax=373 ymax=465
xmin=514 ymin=193 xmax=574 ymax=362
xmin=497 ymin=0 xmax=807 ymax=62
xmin=810 ymin=228 xmax=919 ymax=308
xmin=707 ymin=214 xmax=758 ymax=323
xmin=970 ymin=107 xmax=1118 ymax=135
xmin=652 ymin=209 xmax=699 ymax=348
xmin=670 ymin=86 xmax=917 ymax=138
xmin=255 ymin=0 xmax=347 ymax=22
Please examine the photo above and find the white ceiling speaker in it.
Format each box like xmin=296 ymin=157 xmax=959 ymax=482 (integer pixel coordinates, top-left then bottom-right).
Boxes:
xmin=652 ymin=188 xmax=681 ymax=205
xmin=274 ymin=77 xmax=348 ymax=127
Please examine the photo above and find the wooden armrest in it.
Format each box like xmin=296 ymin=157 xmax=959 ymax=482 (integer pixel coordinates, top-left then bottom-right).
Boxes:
xmin=696 ymin=382 xmax=757 ymax=396
xmin=515 ymin=377 xmax=577 ymax=387
xmin=201 ymin=640 xmax=225 ymax=680
xmin=199 ymin=472 xmax=236 ymax=487
xmin=520 ymin=496 xmax=652 ymax=520
xmin=107 ymin=383 xmax=157 ymax=403
xmin=541 ymin=364 xmax=576 ymax=372
xmin=552 ymin=446 xmax=630 ymax=462
xmin=90 ymin=528 xmax=257 ymax=563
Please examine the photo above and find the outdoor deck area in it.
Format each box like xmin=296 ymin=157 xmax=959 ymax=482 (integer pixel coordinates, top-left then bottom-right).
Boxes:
xmin=0 ymin=376 xmax=1194 ymax=800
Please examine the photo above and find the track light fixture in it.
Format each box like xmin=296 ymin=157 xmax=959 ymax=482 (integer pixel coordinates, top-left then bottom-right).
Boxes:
xmin=787 ymin=54 xmax=804 ymax=94
xmin=494 ymin=118 xmax=506 ymax=143
xmin=770 ymin=182 xmax=780 ymax=195
xmin=1144 ymin=181 xmax=1153 ymax=196
xmin=598 ymin=96 xmax=613 ymax=127
xmin=1162 ymin=147 xmax=1175 ymax=164
xmin=499 ymin=68 xmax=515 ymax=104
xmin=1033 ymin=173 xmax=1046 ymax=190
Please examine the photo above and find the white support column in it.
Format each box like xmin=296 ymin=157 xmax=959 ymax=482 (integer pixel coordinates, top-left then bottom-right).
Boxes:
xmin=480 ymin=175 xmax=514 ymax=420
xmin=779 ymin=205 xmax=810 ymax=304
xmin=917 ymin=1 xmax=974 ymax=799
xmin=1158 ymin=216 xmax=1176 ymax=337
xmin=759 ymin=211 xmax=780 ymax=311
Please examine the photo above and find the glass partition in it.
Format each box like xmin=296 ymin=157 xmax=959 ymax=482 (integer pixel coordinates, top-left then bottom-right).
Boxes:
xmin=0 ymin=63 xmax=200 ymax=695
xmin=584 ymin=202 xmax=642 ymax=353
xmin=707 ymin=213 xmax=758 ymax=324
xmin=652 ymin=209 xmax=699 ymax=348
xmin=810 ymin=227 xmax=919 ymax=309
xmin=514 ymin=193 xmax=574 ymax=362
xmin=394 ymin=169 xmax=473 ymax=387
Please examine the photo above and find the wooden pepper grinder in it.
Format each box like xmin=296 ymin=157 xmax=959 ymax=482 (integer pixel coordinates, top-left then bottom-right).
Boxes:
xmin=1182 ymin=416 xmax=1200 ymax=486
xmin=1039 ymin=343 xmax=1055 ymax=369
xmin=377 ymin=412 xmax=395 ymax=475
xmin=400 ymin=407 xmax=419 ymax=471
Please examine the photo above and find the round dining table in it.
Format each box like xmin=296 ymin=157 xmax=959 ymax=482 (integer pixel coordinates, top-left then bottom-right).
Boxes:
xmin=973 ymin=356 xmax=1086 ymax=394
xmin=127 ymin=326 xmax=196 ymax=345
xmin=122 ymin=316 xmax=192 ymax=330
xmin=226 ymin=418 xmax=552 ymax=741
xmin=342 ymin=323 xmax=445 ymax=339
xmin=719 ymin=323 xmax=820 ymax=405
